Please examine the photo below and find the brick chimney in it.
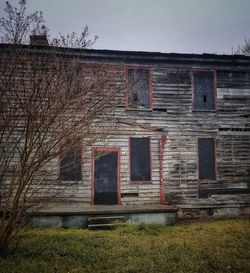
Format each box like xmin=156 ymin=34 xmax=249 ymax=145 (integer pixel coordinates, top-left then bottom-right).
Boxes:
xmin=29 ymin=35 xmax=49 ymax=46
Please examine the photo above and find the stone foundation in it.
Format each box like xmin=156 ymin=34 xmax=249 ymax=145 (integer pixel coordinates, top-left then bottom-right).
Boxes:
xmin=177 ymin=206 xmax=250 ymax=219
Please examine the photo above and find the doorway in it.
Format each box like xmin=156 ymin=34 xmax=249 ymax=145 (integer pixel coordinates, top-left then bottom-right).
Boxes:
xmin=92 ymin=148 xmax=120 ymax=205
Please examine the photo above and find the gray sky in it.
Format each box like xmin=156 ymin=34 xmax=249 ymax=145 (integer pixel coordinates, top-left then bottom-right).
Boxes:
xmin=1 ymin=0 xmax=250 ymax=54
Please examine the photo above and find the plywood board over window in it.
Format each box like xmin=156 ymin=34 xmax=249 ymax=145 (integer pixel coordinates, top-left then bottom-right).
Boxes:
xmin=193 ymin=70 xmax=216 ymax=111
xmin=127 ymin=68 xmax=151 ymax=109
xmin=130 ymin=137 xmax=151 ymax=182
xmin=60 ymin=150 xmax=81 ymax=181
xmin=198 ymin=138 xmax=216 ymax=181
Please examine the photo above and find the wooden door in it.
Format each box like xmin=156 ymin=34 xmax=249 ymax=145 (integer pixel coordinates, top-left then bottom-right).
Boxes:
xmin=94 ymin=150 xmax=119 ymax=205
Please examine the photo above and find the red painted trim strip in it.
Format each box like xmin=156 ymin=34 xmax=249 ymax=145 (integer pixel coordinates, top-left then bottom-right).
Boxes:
xmin=159 ymin=136 xmax=166 ymax=204
xmin=91 ymin=147 xmax=95 ymax=205
xmin=149 ymin=137 xmax=152 ymax=180
xmin=149 ymin=68 xmax=153 ymax=110
xmin=213 ymin=70 xmax=217 ymax=110
xmin=125 ymin=67 xmax=128 ymax=109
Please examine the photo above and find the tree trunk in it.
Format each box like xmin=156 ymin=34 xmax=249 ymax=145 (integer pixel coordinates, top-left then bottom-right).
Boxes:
xmin=0 ymin=236 xmax=9 ymax=256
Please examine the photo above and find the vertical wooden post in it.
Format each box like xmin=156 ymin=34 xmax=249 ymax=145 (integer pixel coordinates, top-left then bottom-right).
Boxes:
xmin=159 ymin=136 xmax=166 ymax=204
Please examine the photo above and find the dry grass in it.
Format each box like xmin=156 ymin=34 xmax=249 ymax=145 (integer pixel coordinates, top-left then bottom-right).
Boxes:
xmin=0 ymin=218 xmax=249 ymax=273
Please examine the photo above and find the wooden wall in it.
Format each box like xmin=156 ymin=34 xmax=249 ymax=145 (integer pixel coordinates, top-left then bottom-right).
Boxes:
xmin=150 ymin=67 xmax=250 ymax=208
xmin=1 ymin=45 xmax=249 ymax=210
xmin=47 ymin=61 xmax=250 ymax=210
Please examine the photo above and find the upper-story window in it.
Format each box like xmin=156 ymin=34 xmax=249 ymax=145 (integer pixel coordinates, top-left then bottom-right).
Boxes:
xmin=193 ymin=70 xmax=216 ymax=111
xmin=127 ymin=68 xmax=152 ymax=110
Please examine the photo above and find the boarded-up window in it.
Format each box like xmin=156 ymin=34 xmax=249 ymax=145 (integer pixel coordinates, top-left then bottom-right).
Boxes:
xmin=60 ymin=150 xmax=81 ymax=181
xmin=130 ymin=138 xmax=151 ymax=181
xmin=128 ymin=69 xmax=151 ymax=109
xmin=198 ymin=138 xmax=216 ymax=180
xmin=193 ymin=71 xmax=215 ymax=110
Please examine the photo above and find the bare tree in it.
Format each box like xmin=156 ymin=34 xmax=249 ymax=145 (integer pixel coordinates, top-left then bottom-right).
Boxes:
xmin=234 ymin=39 xmax=250 ymax=56
xmin=0 ymin=0 xmax=122 ymax=256
xmin=0 ymin=0 xmax=46 ymax=44
xmin=0 ymin=0 xmax=98 ymax=48
xmin=50 ymin=26 xmax=99 ymax=48
xmin=0 ymin=44 xmax=122 ymax=255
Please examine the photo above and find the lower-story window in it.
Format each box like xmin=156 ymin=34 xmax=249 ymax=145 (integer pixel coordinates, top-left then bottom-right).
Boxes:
xmin=198 ymin=138 xmax=216 ymax=180
xmin=130 ymin=137 xmax=151 ymax=182
xmin=60 ymin=150 xmax=81 ymax=181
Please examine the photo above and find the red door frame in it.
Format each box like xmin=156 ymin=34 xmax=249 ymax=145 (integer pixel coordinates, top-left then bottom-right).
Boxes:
xmin=91 ymin=147 xmax=121 ymax=205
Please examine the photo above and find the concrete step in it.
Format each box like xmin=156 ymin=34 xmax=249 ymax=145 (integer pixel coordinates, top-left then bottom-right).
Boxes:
xmin=88 ymin=223 xmax=116 ymax=230
xmin=88 ymin=215 xmax=125 ymax=225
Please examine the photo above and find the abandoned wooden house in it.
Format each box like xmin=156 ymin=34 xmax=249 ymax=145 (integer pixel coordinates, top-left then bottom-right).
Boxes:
xmin=1 ymin=39 xmax=250 ymax=227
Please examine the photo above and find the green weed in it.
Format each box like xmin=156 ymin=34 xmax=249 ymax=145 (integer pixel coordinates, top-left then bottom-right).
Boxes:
xmin=0 ymin=219 xmax=249 ymax=273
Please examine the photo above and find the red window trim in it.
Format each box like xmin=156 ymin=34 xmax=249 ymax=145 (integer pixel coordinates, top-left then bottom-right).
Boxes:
xmin=129 ymin=137 xmax=152 ymax=184
xmin=192 ymin=69 xmax=217 ymax=112
xmin=159 ymin=136 xmax=166 ymax=204
xmin=91 ymin=147 xmax=121 ymax=205
xmin=197 ymin=137 xmax=217 ymax=183
xmin=125 ymin=66 xmax=153 ymax=111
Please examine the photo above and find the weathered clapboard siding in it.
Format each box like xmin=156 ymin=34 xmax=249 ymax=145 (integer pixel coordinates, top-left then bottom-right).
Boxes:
xmin=21 ymin=67 xmax=250 ymax=208
xmin=1 ymin=44 xmax=250 ymax=215
xmin=158 ymin=67 xmax=250 ymax=208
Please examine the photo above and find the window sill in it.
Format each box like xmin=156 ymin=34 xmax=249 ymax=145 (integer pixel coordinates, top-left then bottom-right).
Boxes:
xmin=129 ymin=180 xmax=153 ymax=185
xmin=125 ymin=108 xmax=153 ymax=112
xmin=59 ymin=179 xmax=82 ymax=184
xmin=192 ymin=109 xmax=216 ymax=112
xmin=199 ymin=179 xmax=217 ymax=185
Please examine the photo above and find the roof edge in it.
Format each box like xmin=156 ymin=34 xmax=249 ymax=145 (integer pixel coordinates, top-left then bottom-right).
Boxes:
xmin=0 ymin=43 xmax=250 ymax=62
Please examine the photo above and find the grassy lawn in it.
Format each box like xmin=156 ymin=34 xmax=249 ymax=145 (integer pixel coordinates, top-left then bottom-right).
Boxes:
xmin=0 ymin=219 xmax=249 ymax=273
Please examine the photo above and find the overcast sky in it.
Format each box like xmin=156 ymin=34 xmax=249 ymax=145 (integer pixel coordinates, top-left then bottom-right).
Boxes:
xmin=1 ymin=0 xmax=250 ymax=54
